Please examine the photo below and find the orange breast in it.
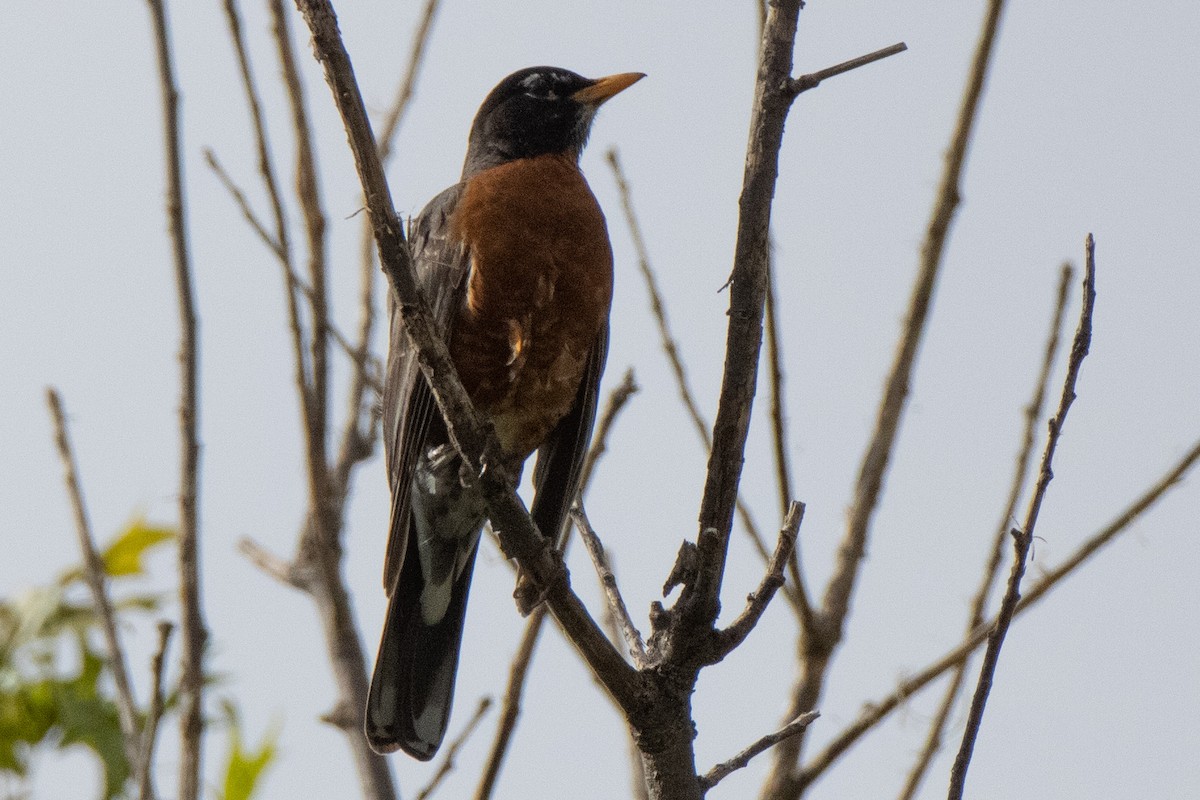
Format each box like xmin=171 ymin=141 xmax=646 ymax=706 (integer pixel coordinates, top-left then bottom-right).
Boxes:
xmin=449 ymin=153 xmax=613 ymax=457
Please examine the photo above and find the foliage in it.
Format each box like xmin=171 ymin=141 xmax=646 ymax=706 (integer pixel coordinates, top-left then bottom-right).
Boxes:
xmin=0 ymin=519 xmax=172 ymax=799
xmin=218 ymin=700 xmax=279 ymax=800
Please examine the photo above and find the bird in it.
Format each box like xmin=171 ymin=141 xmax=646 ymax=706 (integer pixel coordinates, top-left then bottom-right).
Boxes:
xmin=365 ymin=66 xmax=644 ymax=759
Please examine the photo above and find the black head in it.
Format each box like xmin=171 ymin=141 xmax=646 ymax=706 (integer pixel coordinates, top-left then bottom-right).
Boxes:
xmin=462 ymin=66 xmax=644 ymax=177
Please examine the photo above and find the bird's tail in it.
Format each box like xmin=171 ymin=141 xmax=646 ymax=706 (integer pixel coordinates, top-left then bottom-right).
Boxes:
xmin=365 ymin=537 xmax=480 ymax=760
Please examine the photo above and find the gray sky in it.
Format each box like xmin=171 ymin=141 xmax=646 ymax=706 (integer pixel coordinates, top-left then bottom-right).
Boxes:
xmin=3 ymin=2 xmax=1198 ymax=798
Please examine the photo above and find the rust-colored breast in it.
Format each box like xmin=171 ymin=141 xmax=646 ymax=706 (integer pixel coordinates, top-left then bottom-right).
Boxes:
xmin=449 ymin=153 xmax=613 ymax=457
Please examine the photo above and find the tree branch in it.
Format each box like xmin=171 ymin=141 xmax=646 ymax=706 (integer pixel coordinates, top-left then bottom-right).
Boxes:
xmin=712 ymin=502 xmax=804 ymax=660
xmin=137 ymin=622 xmax=174 ymax=800
xmin=800 ymin=441 xmax=1200 ymax=792
xmin=375 ymin=0 xmax=441 ymax=161
xmin=270 ymin=0 xmax=332 ymax=518
xmin=142 ymin=3 xmax=206 ymax=797
xmin=45 ymin=389 xmax=141 ymax=769
xmin=787 ymin=43 xmax=908 ymax=95
xmin=947 ymin=235 xmax=1096 ymax=799
xmin=700 ymin=711 xmax=820 ymax=793
xmin=474 ymin=606 xmax=543 ymax=800
xmin=898 ymin=262 xmax=1074 ymax=800
xmin=238 ymin=536 xmax=307 ymax=590
xmin=205 ymin=149 xmax=382 ymax=393
xmin=761 ymin=20 xmax=994 ymax=798
xmin=573 ymin=505 xmax=649 ymax=667
xmin=218 ymin=0 xmax=313 ymax=448
xmin=604 ymin=147 xmax=797 ymax=608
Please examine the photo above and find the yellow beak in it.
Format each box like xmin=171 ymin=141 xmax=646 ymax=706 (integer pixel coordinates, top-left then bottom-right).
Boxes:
xmin=572 ymin=72 xmax=646 ymax=106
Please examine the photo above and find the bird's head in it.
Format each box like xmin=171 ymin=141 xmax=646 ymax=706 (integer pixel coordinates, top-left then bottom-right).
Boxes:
xmin=463 ymin=66 xmax=644 ymax=177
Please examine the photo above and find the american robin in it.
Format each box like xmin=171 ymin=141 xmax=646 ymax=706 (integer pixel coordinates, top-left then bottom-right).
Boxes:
xmin=366 ymin=66 xmax=644 ymax=759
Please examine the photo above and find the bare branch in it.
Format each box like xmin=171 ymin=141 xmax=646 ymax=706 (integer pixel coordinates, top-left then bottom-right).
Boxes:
xmin=330 ymin=0 xmax=443 ymax=510
xmin=713 ymin=502 xmax=804 ymax=660
xmin=577 ymin=368 xmax=639 ymax=501
xmin=238 ymin=536 xmax=307 ymax=590
xmin=948 ymin=236 xmax=1096 ymax=799
xmin=763 ymin=255 xmax=816 ymax=630
xmin=688 ymin=0 xmax=806 ymax=634
xmin=898 ymin=263 xmax=1074 ymax=800
xmin=764 ymin=12 xmax=1003 ymax=797
xmin=700 ymin=711 xmax=820 ymax=792
xmin=45 ymin=389 xmax=141 ymax=768
xmin=142 ymin=3 xmax=206 ymax=796
xmin=217 ymin=0 xmax=312 ymax=437
xmin=604 ymin=148 xmax=796 ymax=607
xmin=798 ymin=430 xmax=1200 ymax=792
xmin=203 ymin=149 xmax=284 ymax=257
xmin=475 ymin=606 xmax=545 ymax=800
xmin=137 ymin=622 xmax=174 ymax=800
xmin=268 ymin=0 xmax=330 ymax=491
xmin=573 ymin=505 xmax=649 ymax=667
xmin=415 ymin=696 xmax=492 ymax=800
xmin=206 ymin=150 xmax=380 ymax=391
xmin=598 ymin=599 xmax=652 ymax=800
xmin=788 ymin=42 xmax=908 ymax=95
xmin=376 ymin=0 xmax=441 ymax=161
xmin=331 ymin=0 xmax=444 ymax=501
xmin=763 ymin=249 xmax=793 ymax=522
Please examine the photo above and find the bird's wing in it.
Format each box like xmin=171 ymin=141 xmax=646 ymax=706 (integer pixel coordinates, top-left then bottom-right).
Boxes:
xmin=383 ymin=183 xmax=469 ymax=595
xmin=528 ymin=322 xmax=610 ymax=544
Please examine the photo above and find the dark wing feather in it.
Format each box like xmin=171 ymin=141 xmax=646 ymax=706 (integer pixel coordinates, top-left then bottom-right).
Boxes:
xmin=382 ymin=183 xmax=469 ymax=594
xmin=529 ymin=323 xmax=610 ymax=545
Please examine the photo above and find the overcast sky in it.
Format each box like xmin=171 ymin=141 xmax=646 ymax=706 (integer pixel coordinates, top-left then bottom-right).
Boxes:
xmin=3 ymin=2 xmax=1198 ymax=799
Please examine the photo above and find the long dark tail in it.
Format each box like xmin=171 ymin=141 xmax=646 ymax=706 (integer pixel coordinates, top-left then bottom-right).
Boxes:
xmin=365 ymin=537 xmax=480 ymax=760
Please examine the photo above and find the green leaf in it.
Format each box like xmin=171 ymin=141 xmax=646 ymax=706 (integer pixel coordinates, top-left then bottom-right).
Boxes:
xmin=0 ymin=651 xmax=131 ymax=798
xmin=221 ymin=706 xmax=279 ymax=800
xmin=101 ymin=519 xmax=176 ymax=578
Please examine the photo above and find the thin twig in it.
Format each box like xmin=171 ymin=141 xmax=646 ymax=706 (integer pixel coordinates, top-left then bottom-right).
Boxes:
xmin=576 ymin=368 xmax=639 ymax=501
xmin=598 ymin=592 xmax=652 ymax=800
xmin=218 ymin=0 xmax=313 ymax=449
xmin=761 ymin=20 xmax=990 ymax=797
xmin=764 ymin=246 xmax=815 ymax=628
xmin=204 ymin=150 xmax=380 ymax=390
xmin=692 ymin=35 xmax=911 ymax=635
xmin=898 ymin=263 xmax=1073 ymax=800
xmin=203 ymin=149 xmax=283 ymax=257
xmin=474 ymin=606 xmax=544 ymax=800
xmin=269 ymin=0 xmax=330 ymax=499
xmin=143 ymin=3 xmax=206 ymax=797
xmin=797 ymin=431 xmax=1200 ymax=792
xmin=238 ymin=536 xmax=306 ymax=590
xmin=604 ymin=147 xmax=790 ymax=601
xmin=700 ymin=711 xmax=820 ymax=792
xmin=764 ymin=247 xmax=794 ymax=526
xmin=712 ymin=502 xmax=804 ymax=659
xmin=788 ymin=43 xmax=909 ymax=95
xmin=137 ymin=622 xmax=174 ymax=800
xmin=947 ymin=236 xmax=1096 ymax=799
xmin=45 ymin=389 xmax=141 ymax=768
xmin=415 ymin=696 xmax=492 ymax=800
xmin=573 ymin=505 xmax=648 ymax=667
xmin=376 ymin=0 xmax=441 ymax=161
